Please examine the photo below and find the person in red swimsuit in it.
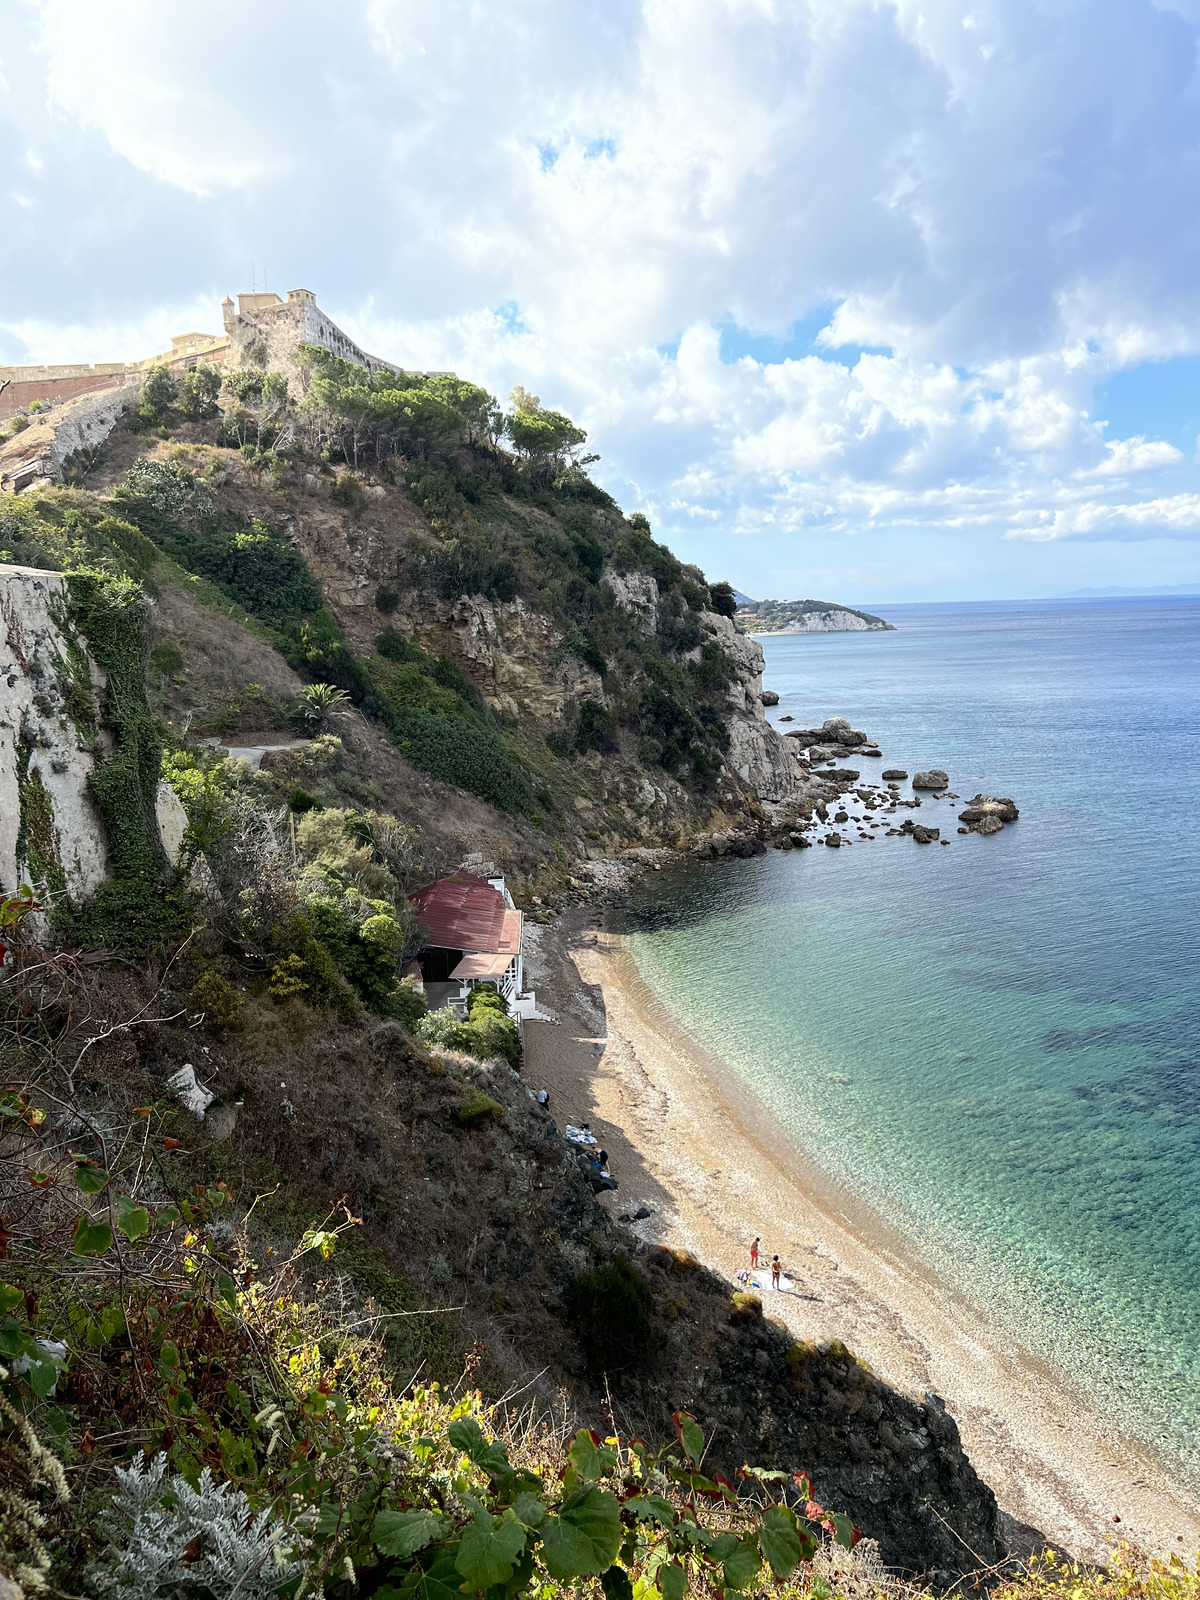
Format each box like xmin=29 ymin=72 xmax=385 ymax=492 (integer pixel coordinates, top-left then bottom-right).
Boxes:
xmin=750 ymin=1236 xmax=761 ymax=1269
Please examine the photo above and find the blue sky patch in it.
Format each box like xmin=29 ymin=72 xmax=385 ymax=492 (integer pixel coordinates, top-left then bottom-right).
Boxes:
xmin=1096 ymin=355 xmax=1200 ymax=451
xmin=717 ymin=304 xmax=891 ymax=368
xmin=584 ymin=138 xmax=616 ymax=160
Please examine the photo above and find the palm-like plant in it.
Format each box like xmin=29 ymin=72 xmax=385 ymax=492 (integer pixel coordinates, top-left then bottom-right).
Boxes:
xmin=291 ymin=682 xmax=352 ymax=732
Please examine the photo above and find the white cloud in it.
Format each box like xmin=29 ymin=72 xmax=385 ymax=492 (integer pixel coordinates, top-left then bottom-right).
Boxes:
xmin=6 ymin=0 xmax=1200 ymax=586
xmin=1013 ymin=493 xmax=1200 ymax=541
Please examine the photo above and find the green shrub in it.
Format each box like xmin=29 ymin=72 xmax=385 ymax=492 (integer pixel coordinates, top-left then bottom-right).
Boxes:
xmin=567 ymin=1254 xmax=655 ymax=1375
xmin=454 ymin=1089 xmax=506 ymax=1126
xmin=267 ymin=911 xmax=360 ymax=1020
xmin=731 ymin=1291 xmax=763 ymax=1320
xmin=576 ymin=698 xmax=617 ymax=753
xmin=375 ymin=584 xmax=400 ymax=613
xmin=150 ymin=642 xmax=183 ymax=681
xmin=189 ymin=970 xmax=245 ymax=1031
xmin=709 ymin=579 xmax=738 ymax=617
xmin=332 ymin=471 xmax=368 ymax=511
xmin=308 ymin=894 xmax=408 ymax=1014
xmin=392 ymin=974 xmax=428 ymax=1028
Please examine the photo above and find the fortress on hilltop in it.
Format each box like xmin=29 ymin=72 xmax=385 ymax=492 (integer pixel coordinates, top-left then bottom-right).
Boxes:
xmin=0 ymin=288 xmax=451 ymax=423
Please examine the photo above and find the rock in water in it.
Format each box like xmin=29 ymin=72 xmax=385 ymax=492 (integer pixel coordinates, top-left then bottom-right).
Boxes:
xmin=882 ymin=768 xmax=908 ymax=780
xmin=911 ymin=825 xmax=940 ymax=843
xmin=912 ymin=769 xmax=949 ymax=789
xmin=958 ymin=794 xmax=1019 ymax=833
xmin=761 ymin=689 xmax=780 ymax=705
xmin=825 ymin=832 xmax=842 ymax=847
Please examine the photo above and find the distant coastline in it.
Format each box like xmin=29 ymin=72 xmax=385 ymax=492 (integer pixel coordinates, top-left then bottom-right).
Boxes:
xmin=735 ymin=595 xmax=894 ymax=634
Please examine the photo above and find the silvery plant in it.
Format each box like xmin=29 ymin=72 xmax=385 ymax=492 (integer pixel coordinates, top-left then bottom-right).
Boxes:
xmin=88 ymin=1454 xmax=299 ymax=1599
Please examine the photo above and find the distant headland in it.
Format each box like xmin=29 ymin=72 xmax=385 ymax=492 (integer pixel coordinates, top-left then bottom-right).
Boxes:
xmin=735 ymin=595 xmax=895 ymax=634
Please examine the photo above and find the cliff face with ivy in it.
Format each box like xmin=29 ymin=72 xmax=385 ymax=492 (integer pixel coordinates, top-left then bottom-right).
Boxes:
xmin=0 ymin=562 xmax=187 ymax=935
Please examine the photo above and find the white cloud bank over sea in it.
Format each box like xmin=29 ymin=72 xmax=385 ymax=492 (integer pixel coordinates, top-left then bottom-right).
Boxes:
xmin=6 ymin=0 xmax=1200 ymax=598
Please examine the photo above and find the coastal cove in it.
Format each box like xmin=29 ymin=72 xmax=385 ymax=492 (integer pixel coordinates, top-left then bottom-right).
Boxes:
xmin=614 ymin=598 xmax=1200 ymax=1522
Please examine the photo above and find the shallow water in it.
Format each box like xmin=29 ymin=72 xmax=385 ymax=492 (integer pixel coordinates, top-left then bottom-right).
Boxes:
xmin=623 ymin=598 xmax=1200 ymax=1488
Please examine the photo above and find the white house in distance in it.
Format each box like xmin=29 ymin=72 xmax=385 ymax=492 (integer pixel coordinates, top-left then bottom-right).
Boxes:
xmin=408 ymin=860 xmax=553 ymax=1022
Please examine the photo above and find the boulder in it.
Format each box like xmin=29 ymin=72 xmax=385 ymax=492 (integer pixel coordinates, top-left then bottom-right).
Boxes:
xmin=973 ymin=814 xmax=1005 ymax=836
xmin=862 ymin=748 xmax=882 ymax=757
xmin=912 ymin=769 xmax=949 ymax=789
xmin=761 ymin=689 xmax=780 ymax=706
xmin=882 ymin=769 xmax=908 ymax=780
xmin=834 ymin=810 xmax=849 ymax=823
xmin=825 ymin=832 xmax=842 ymax=847
xmin=911 ymin=825 xmax=940 ymax=843
xmin=790 ymin=832 xmax=812 ymax=848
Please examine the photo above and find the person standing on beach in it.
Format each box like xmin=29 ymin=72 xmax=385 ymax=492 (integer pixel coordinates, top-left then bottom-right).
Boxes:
xmin=750 ymin=1237 xmax=761 ymax=1270
xmin=771 ymin=1255 xmax=782 ymax=1290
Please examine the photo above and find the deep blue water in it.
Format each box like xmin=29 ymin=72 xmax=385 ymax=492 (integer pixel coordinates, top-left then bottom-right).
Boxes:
xmin=623 ymin=598 xmax=1200 ymax=1485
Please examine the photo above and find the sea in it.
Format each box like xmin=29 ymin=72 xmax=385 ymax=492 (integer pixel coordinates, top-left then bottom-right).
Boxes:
xmin=621 ymin=597 xmax=1200 ymax=1489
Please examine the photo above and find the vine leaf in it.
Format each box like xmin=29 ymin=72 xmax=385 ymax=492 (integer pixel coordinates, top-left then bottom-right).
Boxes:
xmin=657 ymin=1561 xmax=686 ymax=1600
xmin=568 ymin=1428 xmax=617 ymax=1481
xmin=759 ymin=1505 xmax=803 ymax=1579
xmin=373 ymin=1509 xmax=447 ymax=1558
xmin=74 ymin=1163 xmax=110 ymax=1195
xmin=116 ymin=1195 xmax=149 ymax=1242
xmin=72 ymin=1217 xmax=112 ymax=1256
xmin=454 ymin=1510 xmax=526 ymax=1590
xmin=721 ymin=1540 xmax=762 ymax=1591
xmin=671 ymin=1411 xmax=704 ymax=1466
xmin=539 ymin=1488 xmax=622 ymax=1579
xmin=448 ymin=1416 xmax=511 ymax=1478
xmin=0 ymin=1283 xmax=22 ymax=1315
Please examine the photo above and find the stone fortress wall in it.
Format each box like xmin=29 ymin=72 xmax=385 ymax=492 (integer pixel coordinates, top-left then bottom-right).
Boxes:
xmin=1 ymin=288 xmax=450 ymax=424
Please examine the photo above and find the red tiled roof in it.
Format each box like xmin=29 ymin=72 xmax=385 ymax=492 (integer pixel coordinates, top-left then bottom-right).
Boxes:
xmin=409 ymin=872 xmax=514 ymax=953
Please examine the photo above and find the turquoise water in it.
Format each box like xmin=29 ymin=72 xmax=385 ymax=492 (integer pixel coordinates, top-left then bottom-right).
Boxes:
xmin=622 ymin=599 xmax=1200 ymax=1487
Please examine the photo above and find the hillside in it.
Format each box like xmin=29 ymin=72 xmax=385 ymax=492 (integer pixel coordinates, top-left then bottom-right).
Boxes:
xmin=0 ymin=353 xmax=1006 ymax=1596
xmin=736 ymin=597 xmax=894 ymax=634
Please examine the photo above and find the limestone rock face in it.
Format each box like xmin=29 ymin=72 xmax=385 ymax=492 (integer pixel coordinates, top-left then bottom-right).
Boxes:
xmin=699 ymin=612 xmax=800 ymax=802
xmin=0 ymin=565 xmax=109 ymax=908
xmin=601 ymin=566 xmax=659 ymax=639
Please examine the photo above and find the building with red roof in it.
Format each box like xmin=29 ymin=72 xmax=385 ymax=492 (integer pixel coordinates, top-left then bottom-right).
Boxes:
xmin=409 ymin=869 xmax=525 ymax=1008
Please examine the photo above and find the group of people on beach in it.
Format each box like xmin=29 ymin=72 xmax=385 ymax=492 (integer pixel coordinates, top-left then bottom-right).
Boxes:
xmin=749 ymin=1234 xmax=785 ymax=1290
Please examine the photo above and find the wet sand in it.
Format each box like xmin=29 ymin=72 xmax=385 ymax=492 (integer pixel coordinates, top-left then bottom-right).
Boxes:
xmin=521 ymin=906 xmax=1200 ymax=1565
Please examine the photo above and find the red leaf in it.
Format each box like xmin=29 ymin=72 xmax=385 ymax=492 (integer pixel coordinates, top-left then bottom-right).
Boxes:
xmin=81 ymin=1429 xmax=96 ymax=1455
xmin=163 ymin=1137 xmax=181 ymax=1150
xmin=588 ymin=1429 xmax=602 ymax=1446
xmin=851 ymin=1524 xmax=862 ymax=1548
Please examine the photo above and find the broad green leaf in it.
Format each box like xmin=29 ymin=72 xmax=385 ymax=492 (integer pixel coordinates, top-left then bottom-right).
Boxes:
xmin=828 ymin=1511 xmax=856 ymax=1551
xmin=74 ymin=1163 xmax=110 ymax=1195
xmin=625 ymin=1495 xmax=676 ymax=1527
xmin=72 ymin=1217 xmax=112 ymax=1256
xmin=374 ymin=1509 xmax=447 ymax=1558
xmin=658 ymin=1562 xmax=686 ymax=1600
xmin=721 ymin=1541 xmax=762 ymax=1591
xmin=568 ymin=1428 xmax=617 ymax=1481
xmin=600 ymin=1566 xmax=634 ymax=1600
xmin=455 ymin=1511 xmax=525 ymax=1590
xmin=759 ymin=1505 xmax=802 ymax=1579
xmin=26 ymin=1355 xmax=62 ymax=1399
xmin=156 ymin=1205 xmax=181 ymax=1226
xmin=448 ymin=1416 xmax=510 ymax=1477
xmin=485 ymin=1548 xmax=534 ymax=1600
xmin=116 ymin=1196 xmax=149 ymax=1242
xmin=0 ymin=1319 xmax=30 ymax=1358
xmin=159 ymin=1340 xmax=180 ymax=1370
xmin=539 ymin=1488 xmax=621 ymax=1580
xmin=672 ymin=1411 xmax=704 ymax=1466
xmin=388 ymin=1545 xmax=463 ymax=1600
xmin=510 ymin=1493 xmax=545 ymax=1530
xmin=707 ymin=1536 xmax=739 ymax=1561
xmin=0 ymin=1284 xmax=22 ymax=1315
xmin=811 ymin=1580 xmax=836 ymax=1600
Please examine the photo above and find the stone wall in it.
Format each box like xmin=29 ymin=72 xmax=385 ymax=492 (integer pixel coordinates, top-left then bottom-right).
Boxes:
xmin=0 ymin=385 xmax=134 ymax=493
xmin=221 ymin=288 xmax=454 ymax=389
xmin=0 ymin=367 xmax=127 ymax=423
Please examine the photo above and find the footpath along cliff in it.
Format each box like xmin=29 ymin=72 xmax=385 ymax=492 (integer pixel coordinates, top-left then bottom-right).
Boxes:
xmin=0 ymin=339 xmax=1013 ymax=1597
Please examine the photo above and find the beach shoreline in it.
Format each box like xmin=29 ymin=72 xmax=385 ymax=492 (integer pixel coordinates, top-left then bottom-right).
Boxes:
xmin=521 ymin=902 xmax=1200 ymax=1565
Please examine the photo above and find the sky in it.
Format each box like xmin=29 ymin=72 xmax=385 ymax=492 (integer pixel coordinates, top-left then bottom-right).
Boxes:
xmin=5 ymin=1 xmax=1200 ymax=602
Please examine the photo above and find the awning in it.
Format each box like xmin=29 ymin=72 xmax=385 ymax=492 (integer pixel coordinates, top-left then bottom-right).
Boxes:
xmin=449 ymin=951 xmax=514 ymax=981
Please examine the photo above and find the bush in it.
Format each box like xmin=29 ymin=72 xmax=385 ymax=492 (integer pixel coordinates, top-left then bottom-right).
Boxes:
xmin=189 ymin=970 xmax=244 ymax=1031
xmin=375 ymin=584 xmax=400 ymax=613
xmin=576 ymin=698 xmax=617 ymax=753
xmin=333 ymin=471 xmax=368 ymax=512
xmin=567 ymin=1254 xmax=655 ymax=1375
xmin=731 ymin=1291 xmax=763 ymax=1320
xmin=392 ymin=973 xmax=428 ymax=1028
xmin=454 ymin=1089 xmax=506 ymax=1126
xmin=140 ymin=363 xmax=178 ymax=418
xmin=709 ymin=579 xmax=738 ymax=617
